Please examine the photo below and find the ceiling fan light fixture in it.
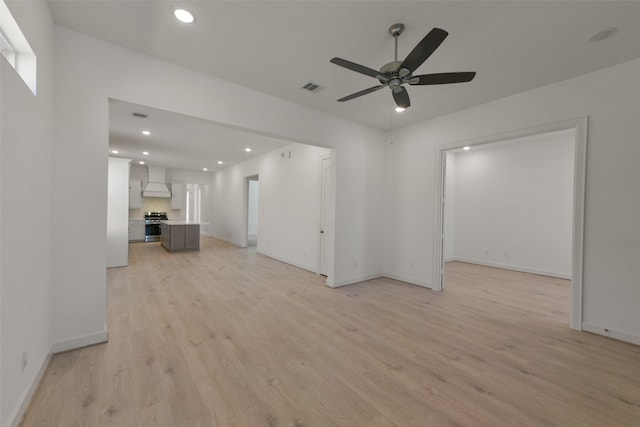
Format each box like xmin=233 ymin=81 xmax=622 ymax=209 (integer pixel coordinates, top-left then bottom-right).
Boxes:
xmin=174 ymin=9 xmax=195 ymax=24
xmin=395 ymin=106 xmax=406 ymax=113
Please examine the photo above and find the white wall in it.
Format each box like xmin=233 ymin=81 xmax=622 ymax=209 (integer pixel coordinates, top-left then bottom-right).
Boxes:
xmin=51 ymin=25 xmax=386 ymax=354
xmin=0 ymin=1 xmax=53 ymax=425
xmin=106 ymin=158 xmax=130 ymax=267
xmin=212 ymin=143 xmax=330 ymax=273
xmin=447 ymin=131 xmax=574 ymax=278
xmin=385 ymin=57 xmax=640 ymax=344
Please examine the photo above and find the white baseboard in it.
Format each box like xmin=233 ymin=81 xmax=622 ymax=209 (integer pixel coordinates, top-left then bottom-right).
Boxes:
xmin=383 ymin=273 xmax=433 ymax=289
xmin=256 ymin=249 xmax=317 ymax=274
xmin=208 ymin=234 xmax=245 ymax=248
xmin=7 ymin=350 xmax=52 ymax=427
xmin=582 ymin=322 xmax=640 ymax=346
xmin=329 ymin=273 xmax=384 ymax=288
xmin=51 ymin=330 xmax=108 ymax=354
xmin=452 ymin=257 xmax=571 ymax=280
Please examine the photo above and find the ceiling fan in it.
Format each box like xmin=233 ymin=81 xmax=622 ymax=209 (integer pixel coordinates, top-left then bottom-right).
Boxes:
xmin=330 ymin=23 xmax=476 ymax=109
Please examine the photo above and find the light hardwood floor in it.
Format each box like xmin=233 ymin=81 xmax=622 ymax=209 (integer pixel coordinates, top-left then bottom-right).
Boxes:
xmin=22 ymin=239 xmax=640 ymax=426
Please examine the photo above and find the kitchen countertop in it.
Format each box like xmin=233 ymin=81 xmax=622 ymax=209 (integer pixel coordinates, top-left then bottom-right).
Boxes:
xmin=160 ymin=220 xmax=200 ymax=226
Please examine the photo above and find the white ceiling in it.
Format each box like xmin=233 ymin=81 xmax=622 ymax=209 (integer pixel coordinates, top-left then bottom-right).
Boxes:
xmin=109 ymin=99 xmax=291 ymax=171
xmin=49 ymin=1 xmax=640 ymax=170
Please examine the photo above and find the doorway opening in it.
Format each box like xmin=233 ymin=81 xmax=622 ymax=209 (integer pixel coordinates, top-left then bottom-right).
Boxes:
xmin=434 ymin=118 xmax=587 ymax=330
xmin=246 ymin=175 xmax=259 ymax=247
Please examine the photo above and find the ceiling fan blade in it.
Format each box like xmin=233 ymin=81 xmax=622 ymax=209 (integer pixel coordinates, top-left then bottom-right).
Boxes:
xmin=330 ymin=57 xmax=382 ymax=79
xmin=399 ymin=27 xmax=448 ymax=74
xmin=392 ymin=86 xmax=410 ymax=108
xmin=410 ymin=72 xmax=476 ymax=85
xmin=337 ymin=85 xmax=386 ymax=102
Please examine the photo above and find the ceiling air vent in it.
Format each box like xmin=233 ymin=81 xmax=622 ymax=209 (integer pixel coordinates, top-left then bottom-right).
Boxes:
xmin=302 ymin=82 xmax=322 ymax=92
xmin=132 ymin=112 xmax=148 ymax=118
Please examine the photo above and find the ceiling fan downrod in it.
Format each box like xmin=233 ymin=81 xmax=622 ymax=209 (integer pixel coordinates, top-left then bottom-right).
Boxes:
xmin=389 ymin=23 xmax=405 ymax=62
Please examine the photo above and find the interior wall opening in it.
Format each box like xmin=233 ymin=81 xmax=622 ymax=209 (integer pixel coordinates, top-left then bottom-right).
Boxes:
xmin=439 ymin=125 xmax=582 ymax=329
xmin=246 ymin=175 xmax=259 ymax=247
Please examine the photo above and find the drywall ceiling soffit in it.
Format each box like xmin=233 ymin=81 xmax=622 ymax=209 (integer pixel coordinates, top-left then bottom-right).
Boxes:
xmin=108 ymin=99 xmax=291 ymax=172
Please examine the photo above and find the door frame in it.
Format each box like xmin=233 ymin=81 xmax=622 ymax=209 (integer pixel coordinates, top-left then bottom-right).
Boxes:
xmin=243 ymin=174 xmax=259 ymax=248
xmin=432 ymin=117 xmax=588 ymax=330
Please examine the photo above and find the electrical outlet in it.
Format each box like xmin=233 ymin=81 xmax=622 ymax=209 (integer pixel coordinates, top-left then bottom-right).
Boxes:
xmin=21 ymin=350 xmax=27 ymax=372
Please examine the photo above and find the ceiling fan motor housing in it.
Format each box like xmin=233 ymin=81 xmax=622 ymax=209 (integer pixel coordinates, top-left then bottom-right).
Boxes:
xmin=379 ymin=61 xmax=410 ymax=89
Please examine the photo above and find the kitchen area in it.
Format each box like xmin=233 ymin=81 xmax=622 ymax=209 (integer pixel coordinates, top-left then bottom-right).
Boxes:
xmin=128 ymin=164 xmax=206 ymax=252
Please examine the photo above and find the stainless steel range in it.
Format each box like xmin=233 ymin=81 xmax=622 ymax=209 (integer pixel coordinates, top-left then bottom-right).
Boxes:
xmin=144 ymin=211 xmax=168 ymax=242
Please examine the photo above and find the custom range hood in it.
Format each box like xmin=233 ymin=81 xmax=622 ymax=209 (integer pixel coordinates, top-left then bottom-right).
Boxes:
xmin=143 ymin=166 xmax=171 ymax=198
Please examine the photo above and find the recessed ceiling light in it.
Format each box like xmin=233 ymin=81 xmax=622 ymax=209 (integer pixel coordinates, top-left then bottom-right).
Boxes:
xmin=217 ymin=161 xmax=223 ymax=165
xmin=142 ymin=151 xmax=149 ymax=155
xmin=588 ymin=27 xmax=617 ymax=43
xmin=139 ymin=161 xmax=145 ymax=165
xmin=174 ymin=8 xmax=194 ymax=24
xmin=395 ymin=106 xmax=405 ymax=113
xmin=463 ymin=146 xmax=471 ymax=151
xmin=202 ymin=168 xmax=208 ymax=171
xmin=245 ymin=148 xmax=252 ymax=152
xmin=142 ymin=130 xmax=151 ymax=136
xmin=111 ymin=150 xmax=119 ymax=154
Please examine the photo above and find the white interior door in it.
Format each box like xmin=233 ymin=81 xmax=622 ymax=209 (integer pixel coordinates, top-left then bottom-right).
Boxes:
xmin=319 ymin=157 xmax=331 ymax=276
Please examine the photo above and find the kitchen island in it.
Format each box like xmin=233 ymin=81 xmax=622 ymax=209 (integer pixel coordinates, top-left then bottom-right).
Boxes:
xmin=159 ymin=220 xmax=200 ymax=252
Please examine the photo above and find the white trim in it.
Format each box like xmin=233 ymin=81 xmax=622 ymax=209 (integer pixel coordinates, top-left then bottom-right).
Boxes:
xmin=582 ymin=322 xmax=640 ymax=346
xmin=328 ymin=273 xmax=384 ymax=288
xmin=207 ymin=234 xmax=246 ymax=248
xmin=7 ymin=351 xmax=52 ymax=427
xmin=256 ymin=249 xmax=317 ymax=274
xmin=433 ymin=117 xmax=588 ymax=330
xmin=383 ymin=273 xmax=432 ymax=289
xmin=571 ymin=117 xmax=588 ymax=330
xmin=451 ymin=258 xmax=572 ymax=280
xmin=51 ymin=330 xmax=108 ymax=354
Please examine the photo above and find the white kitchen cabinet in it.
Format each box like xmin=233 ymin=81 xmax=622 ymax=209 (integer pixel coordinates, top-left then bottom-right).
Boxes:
xmin=170 ymin=182 xmax=185 ymax=210
xmin=128 ymin=219 xmax=145 ymax=242
xmin=129 ymin=179 xmax=142 ymax=210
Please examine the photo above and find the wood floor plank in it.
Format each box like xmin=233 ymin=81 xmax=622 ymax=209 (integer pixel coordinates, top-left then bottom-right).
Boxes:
xmin=20 ymin=242 xmax=640 ymax=426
